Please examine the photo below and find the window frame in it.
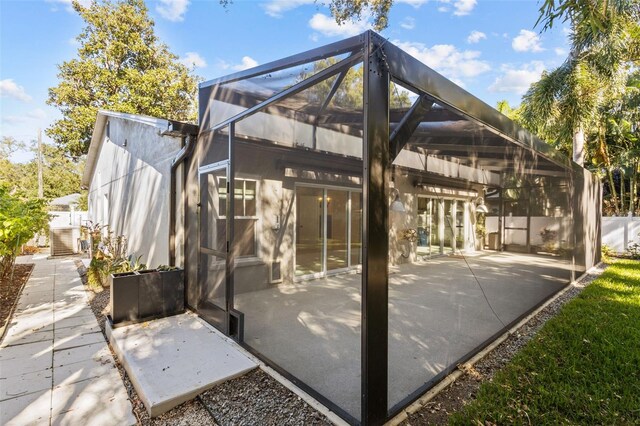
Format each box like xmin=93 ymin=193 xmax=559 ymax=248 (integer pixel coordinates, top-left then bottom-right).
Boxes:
xmin=217 ymin=176 xmax=259 ymax=258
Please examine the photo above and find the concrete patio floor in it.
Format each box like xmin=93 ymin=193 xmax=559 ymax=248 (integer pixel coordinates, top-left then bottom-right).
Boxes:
xmin=234 ymin=251 xmax=572 ymax=420
xmin=0 ymin=254 xmax=135 ymax=426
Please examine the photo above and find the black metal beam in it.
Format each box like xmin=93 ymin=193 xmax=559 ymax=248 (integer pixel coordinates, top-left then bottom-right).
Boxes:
xmin=200 ymin=35 xmax=362 ymax=89
xmin=361 ymin=30 xmax=389 ymax=426
xmin=226 ymin=123 xmax=236 ymax=338
xmin=389 ymin=95 xmax=433 ymax=160
xmin=212 ymin=52 xmax=363 ymax=131
xmin=312 ymin=64 xmax=351 ymax=149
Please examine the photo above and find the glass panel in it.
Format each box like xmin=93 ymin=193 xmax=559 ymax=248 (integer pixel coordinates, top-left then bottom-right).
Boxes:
xmin=199 ymin=166 xmax=227 ymax=320
xmin=232 ymin=63 xmax=364 ymax=159
xmin=456 ymin=201 xmax=465 ymax=252
xmin=245 ymin=180 xmax=256 ymax=216
xmin=326 ymin=189 xmax=349 ymax=271
xmin=431 ymin=198 xmax=442 ymax=254
xmin=295 ymin=186 xmax=324 ymax=276
xmin=443 ymin=199 xmax=455 ymax=254
xmin=350 ymin=192 xmax=362 ymax=267
xmin=388 ymin=89 xmax=575 ymax=413
xmin=199 ymin=252 xmax=225 ymax=309
xmin=231 ymin=63 xmax=363 ymax=421
xmin=236 ymin=218 xmax=256 ymax=257
xmin=203 ymin=170 xmax=226 ymax=253
xmin=209 ymin=53 xmax=352 ymax=128
xmin=416 ymin=197 xmax=429 ymax=257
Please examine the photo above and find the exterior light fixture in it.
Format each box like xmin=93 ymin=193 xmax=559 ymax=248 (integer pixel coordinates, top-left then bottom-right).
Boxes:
xmin=475 ymin=197 xmax=489 ymax=214
xmin=390 ymin=188 xmax=406 ymax=213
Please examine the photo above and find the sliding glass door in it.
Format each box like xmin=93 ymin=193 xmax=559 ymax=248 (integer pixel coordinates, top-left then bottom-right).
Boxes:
xmin=417 ymin=196 xmax=470 ymax=257
xmin=295 ymin=186 xmax=324 ymax=277
xmin=296 ymin=185 xmax=361 ymax=279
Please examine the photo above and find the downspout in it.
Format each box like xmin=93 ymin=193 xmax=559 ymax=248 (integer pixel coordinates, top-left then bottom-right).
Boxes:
xmin=169 ymin=132 xmax=197 ymax=266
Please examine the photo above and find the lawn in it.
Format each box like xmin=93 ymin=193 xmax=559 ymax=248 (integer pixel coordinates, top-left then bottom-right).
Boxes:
xmin=451 ymin=259 xmax=640 ymax=425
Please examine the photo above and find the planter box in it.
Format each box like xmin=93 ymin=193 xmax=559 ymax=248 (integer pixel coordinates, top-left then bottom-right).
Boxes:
xmin=138 ymin=269 xmax=163 ymax=318
xmin=161 ymin=269 xmax=184 ymax=315
xmin=110 ymin=272 xmax=140 ymax=324
xmin=109 ymin=268 xmax=185 ymax=326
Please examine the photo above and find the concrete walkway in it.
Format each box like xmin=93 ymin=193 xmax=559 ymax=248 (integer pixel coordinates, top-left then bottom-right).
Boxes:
xmin=0 ymin=254 xmax=136 ymax=426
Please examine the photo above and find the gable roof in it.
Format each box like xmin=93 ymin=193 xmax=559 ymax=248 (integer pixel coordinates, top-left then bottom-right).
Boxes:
xmin=81 ymin=110 xmax=171 ymax=188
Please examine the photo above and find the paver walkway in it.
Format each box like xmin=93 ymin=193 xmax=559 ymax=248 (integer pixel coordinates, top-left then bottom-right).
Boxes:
xmin=0 ymin=254 xmax=136 ymax=425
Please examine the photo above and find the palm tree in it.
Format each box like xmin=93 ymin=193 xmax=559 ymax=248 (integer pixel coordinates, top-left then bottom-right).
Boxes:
xmin=526 ymin=0 xmax=638 ymax=160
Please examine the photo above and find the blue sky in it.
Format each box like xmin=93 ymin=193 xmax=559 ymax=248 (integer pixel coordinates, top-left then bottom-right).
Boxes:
xmin=0 ymin=0 xmax=570 ymax=162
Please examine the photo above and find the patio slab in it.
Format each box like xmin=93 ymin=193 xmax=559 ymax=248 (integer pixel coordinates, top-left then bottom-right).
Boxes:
xmin=106 ymin=312 xmax=258 ymax=417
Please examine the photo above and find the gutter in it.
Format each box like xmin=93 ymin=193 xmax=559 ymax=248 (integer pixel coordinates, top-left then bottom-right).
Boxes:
xmin=166 ymin=121 xmax=199 ymax=266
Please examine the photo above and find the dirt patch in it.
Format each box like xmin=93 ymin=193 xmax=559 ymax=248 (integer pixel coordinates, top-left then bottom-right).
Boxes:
xmin=0 ymin=263 xmax=34 ymax=334
xmin=401 ymin=264 xmax=606 ymax=425
xmin=74 ymin=260 xmax=331 ymax=426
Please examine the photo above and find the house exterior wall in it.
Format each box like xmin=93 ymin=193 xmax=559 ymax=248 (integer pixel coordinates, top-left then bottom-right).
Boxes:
xmin=87 ymin=116 xmax=182 ymax=268
xmin=184 ymin=131 xmax=493 ymax=310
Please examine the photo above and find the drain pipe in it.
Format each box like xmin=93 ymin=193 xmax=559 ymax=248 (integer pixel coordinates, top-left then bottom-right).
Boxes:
xmin=168 ymin=127 xmax=198 ymax=267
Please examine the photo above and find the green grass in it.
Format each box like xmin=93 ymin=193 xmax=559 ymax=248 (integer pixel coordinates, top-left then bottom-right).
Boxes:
xmin=451 ymin=259 xmax=640 ymax=425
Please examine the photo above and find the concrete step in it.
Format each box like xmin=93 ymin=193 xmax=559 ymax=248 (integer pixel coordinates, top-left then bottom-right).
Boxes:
xmin=106 ymin=312 xmax=257 ymax=417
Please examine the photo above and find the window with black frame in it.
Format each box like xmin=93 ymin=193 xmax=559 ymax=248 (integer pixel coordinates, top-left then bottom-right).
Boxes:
xmin=218 ymin=177 xmax=258 ymax=257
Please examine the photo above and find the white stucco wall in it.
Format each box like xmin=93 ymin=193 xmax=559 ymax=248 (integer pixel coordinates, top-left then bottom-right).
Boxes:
xmin=87 ymin=115 xmax=182 ymax=268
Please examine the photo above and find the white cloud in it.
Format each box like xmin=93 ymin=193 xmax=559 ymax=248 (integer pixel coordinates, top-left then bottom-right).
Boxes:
xmin=2 ymin=108 xmax=47 ymax=125
xmin=179 ymin=52 xmax=207 ymax=69
xmin=0 ymin=79 xmax=32 ymax=102
xmin=400 ymin=16 xmax=416 ymax=30
xmin=393 ymin=40 xmax=491 ymax=82
xmin=396 ymin=0 xmax=428 ymax=8
xmin=467 ymin=30 xmax=486 ymax=44
xmin=26 ymin=109 xmax=47 ymax=120
xmin=488 ymin=61 xmax=546 ymax=94
xmin=512 ymin=29 xmax=544 ymax=52
xmin=263 ymin=0 xmax=315 ymax=17
xmin=309 ymin=13 xmax=372 ymax=37
xmin=233 ymin=56 xmax=258 ymax=71
xmin=156 ymin=0 xmax=189 ymax=22
xmin=554 ymin=47 xmax=567 ymax=56
xmin=219 ymin=56 xmax=259 ymax=72
xmin=437 ymin=6 xmax=449 ymax=12
xmin=453 ymin=0 xmax=476 ymax=16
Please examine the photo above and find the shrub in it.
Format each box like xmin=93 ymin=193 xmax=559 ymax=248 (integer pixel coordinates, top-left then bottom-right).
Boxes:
xmin=84 ymin=225 xmax=147 ymax=288
xmin=601 ymin=244 xmax=615 ymax=262
xmin=0 ymin=186 xmax=49 ymax=278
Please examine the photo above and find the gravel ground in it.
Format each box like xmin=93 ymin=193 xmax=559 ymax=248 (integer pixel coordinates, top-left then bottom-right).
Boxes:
xmin=74 ymin=260 xmax=331 ymax=426
xmin=401 ymin=263 xmax=607 ymax=425
xmin=200 ymin=369 xmax=332 ymax=426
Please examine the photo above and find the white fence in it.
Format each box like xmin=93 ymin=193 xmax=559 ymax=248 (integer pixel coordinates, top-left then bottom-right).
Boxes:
xmin=602 ymin=216 xmax=640 ymax=253
xmin=49 ymin=210 xmax=89 ymax=228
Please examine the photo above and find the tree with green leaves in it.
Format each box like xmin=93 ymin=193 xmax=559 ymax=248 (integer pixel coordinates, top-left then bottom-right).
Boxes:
xmin=518 ymin=0 xmax=639 ymax=214
xmin=0 ymin=186 xmax=49 ymax=278
xmin=47 ymin=0 xmax=199 ymax=157
xmin=521 ymin=0 xmax=638 ymax=165
xmin=1 ymin=137 xmax=83 ymax=201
